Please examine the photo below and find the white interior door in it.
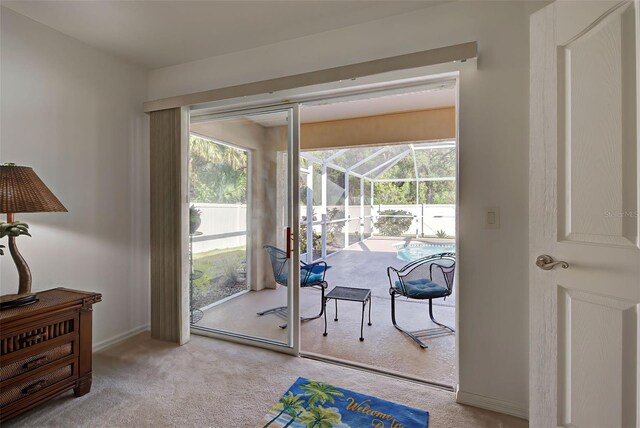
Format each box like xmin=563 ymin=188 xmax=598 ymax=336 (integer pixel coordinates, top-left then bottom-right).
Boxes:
xmin=530 ymin=1 xmax=639 ymax=427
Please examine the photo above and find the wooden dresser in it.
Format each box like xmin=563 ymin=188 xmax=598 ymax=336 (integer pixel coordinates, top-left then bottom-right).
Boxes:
xmin=0 ymin=288 xmax=101 ymax=422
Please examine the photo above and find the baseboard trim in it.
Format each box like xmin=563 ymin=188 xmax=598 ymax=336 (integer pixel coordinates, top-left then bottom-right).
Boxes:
xmin=456 ymin=390 xmax=528 ymax=420
xmin=93 ymin=324 xmax=150 ymax=352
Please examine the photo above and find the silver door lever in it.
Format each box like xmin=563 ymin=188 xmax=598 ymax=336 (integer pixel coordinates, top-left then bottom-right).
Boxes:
xmin=536 ymin=254 xmax=569 ymax=270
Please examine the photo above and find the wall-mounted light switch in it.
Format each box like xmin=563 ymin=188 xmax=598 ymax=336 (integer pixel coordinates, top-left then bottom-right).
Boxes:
xmin=484 ymin=206 xmax=500 ymax=229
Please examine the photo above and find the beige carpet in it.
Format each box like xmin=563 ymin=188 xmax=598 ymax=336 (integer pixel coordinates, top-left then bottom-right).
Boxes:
xmin=5 ymin=333 xmax=527 ymax=427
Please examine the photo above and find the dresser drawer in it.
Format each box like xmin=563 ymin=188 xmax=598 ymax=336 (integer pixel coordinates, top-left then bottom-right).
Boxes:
xmin=0 ymin=288 xmax=100 ymax=423
xmin=0 ymin=363 xmax=75 ymax=407
xmin=1 ymin=310 xmax=78 ymax=357
xmin=0 ymin=342 xmax=75 ymax=384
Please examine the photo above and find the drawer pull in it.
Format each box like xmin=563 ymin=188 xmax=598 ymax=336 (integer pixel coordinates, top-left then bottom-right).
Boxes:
xmin=22 ymin=380 xmax=47 ymax=394
xmin=22 ymin=334 xmax=43 ymax=345
xmin=23 ymin=356 xmax=48 ymax=370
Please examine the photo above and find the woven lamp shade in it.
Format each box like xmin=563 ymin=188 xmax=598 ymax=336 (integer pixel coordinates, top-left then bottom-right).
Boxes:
xmin=0 ymin=165 xmax=67 ymax=213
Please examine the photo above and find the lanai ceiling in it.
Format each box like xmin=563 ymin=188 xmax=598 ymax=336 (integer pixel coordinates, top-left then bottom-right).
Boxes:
xmin=238 ymin=83 xmax=456 ymax=127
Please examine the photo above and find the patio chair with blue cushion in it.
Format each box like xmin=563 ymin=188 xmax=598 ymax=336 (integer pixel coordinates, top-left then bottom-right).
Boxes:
xmin=387 ymin=252 xmax=456 ymax=348
xmin=258 ymin=245 xmax=329 ymax=327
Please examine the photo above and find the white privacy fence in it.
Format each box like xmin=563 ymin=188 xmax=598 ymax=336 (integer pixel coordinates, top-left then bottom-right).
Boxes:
xmin=305 ymin=204 xmax=455 ymax=233
xmin=373 ymin=204 xmax=456 ymax=237
xmin=190 ymin=203 xmax=455 ymax=258
xmin=301 ymin=203 xmax=455 ymax=262
xmin=191 ymin=203 xmax=247 ymax=253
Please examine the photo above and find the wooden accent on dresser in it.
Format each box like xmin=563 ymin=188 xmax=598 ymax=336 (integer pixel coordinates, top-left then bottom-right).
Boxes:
xmin=0 ymin=288 xmax=101 ymax=422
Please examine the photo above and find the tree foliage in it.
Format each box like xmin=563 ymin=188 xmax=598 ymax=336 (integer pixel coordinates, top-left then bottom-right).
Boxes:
xmin=304 ymin=145 xmax=456 ymax=206
xmin=373 ymin=209 xmax=414 ymax=236
xmin=189 ymin=138 xmax=455 ymax=207
xmin=373 ymin=147 xmax=456 ymax=205
xmin=374 ymin=181 xmax=455 ymax=205
xmin=189 ymin=136 xmax=247 ymax=204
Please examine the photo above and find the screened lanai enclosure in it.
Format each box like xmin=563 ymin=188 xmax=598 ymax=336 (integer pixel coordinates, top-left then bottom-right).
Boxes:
xmin=187 ymin=89 xmax=459 ymax=387
xmin=299 ymin=140 xmax=456 ymax=263
xmin=188 ymin=138 xmax=456 ymax=311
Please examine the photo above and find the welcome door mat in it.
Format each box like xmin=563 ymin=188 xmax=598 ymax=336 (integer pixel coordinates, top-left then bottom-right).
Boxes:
xmin=257 ymin=377 xmax=429 ymax=428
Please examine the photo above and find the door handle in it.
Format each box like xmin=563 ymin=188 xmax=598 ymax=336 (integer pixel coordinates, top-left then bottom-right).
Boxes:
xmin=286 ymin=227 xmax=292 ymax=259
xmin=536 ymin=254 xmax=569 ymax=270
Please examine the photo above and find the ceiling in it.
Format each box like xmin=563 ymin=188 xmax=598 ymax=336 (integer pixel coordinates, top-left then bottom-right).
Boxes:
xmin=2 ymin=1 xmax=446 ymax=69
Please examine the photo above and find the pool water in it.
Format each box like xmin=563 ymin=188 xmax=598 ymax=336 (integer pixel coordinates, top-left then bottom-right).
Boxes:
xmin=394 ymin=242 xmax=456 ymax=262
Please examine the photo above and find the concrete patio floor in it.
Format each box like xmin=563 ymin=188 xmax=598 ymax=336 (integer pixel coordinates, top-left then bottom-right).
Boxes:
xmin=192 ymin=237 xmax=456 ymax=387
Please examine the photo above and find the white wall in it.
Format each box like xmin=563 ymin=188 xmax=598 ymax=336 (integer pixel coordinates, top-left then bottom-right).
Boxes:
xmin=0 ymin=8 xmax=150 ymax=349
xmin=148 ymin=1 xmax=540 ymax=417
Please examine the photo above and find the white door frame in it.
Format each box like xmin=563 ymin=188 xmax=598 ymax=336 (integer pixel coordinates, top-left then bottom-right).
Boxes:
xmin=187 ymin=67 xmax=469 ymax=380
xmin=189 ymin=103 xmax=301 ymax=356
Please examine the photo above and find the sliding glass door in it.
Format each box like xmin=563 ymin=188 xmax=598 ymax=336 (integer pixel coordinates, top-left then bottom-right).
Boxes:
xmin=188 ymin=105 xmax=300 ymax=350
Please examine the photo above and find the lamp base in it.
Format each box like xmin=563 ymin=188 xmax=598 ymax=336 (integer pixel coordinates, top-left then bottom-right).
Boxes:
xmin=0 ymin=292 xmax=38 ymax=309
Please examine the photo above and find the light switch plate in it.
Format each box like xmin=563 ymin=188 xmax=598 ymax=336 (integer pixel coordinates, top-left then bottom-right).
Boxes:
xmin=484 ymin=206 xmax=500 ymax=229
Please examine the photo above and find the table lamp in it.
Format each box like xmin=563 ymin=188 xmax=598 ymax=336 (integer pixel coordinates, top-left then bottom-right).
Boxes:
xmin=0 ymin=163 xmax=67 ymax=309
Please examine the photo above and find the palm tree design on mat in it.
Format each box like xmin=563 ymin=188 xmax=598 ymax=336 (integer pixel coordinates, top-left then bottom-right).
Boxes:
xmin=299 ymin=406 xmax=342 ymax=428
xmin=300 ymin=381 xmax=344 ymax=407
xmin=263 ymin=392 xmax=306 ymax=427
xmin=263 ymin=380 xmax=345 ymax=428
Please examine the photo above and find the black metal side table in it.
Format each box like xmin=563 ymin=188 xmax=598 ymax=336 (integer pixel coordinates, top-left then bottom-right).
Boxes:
xmin=323 ymin=286 xmax=372 ymax=341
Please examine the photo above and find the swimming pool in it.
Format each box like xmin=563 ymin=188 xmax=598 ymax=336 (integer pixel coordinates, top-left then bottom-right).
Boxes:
xmin=393 ymin=242 xmax=456 ymax=262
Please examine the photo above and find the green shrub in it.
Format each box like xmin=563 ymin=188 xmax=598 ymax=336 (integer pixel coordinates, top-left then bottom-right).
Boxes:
xmin=436 ymin=229 xmax=450 ymax=239
xmin=191 ymin=248 xmax=245 ymax=291
xmin=300 ymin=225 xmax=322 ymax=254
xmin=374 ymin=209 xmax=414 ymax=236
xmin=220 ymin=254 xmax=241 ymax=286
xmin=326 ymin=208 xmax=345 ymax=247
xmin=300 ymin=209 xmax=321 ymax=254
